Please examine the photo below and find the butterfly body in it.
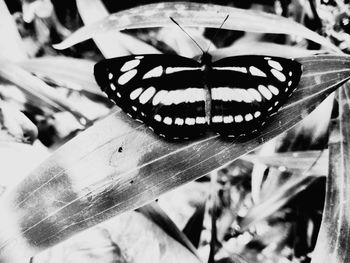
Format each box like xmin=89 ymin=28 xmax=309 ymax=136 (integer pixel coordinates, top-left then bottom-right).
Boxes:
xmin=94 ymin=54 xmax=302 ymax=139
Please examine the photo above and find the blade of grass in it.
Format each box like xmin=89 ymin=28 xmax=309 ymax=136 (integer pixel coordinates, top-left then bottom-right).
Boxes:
xmin=311 ymin=83 xmax=350 ymax=262
xmin=53 ymin=2 xmax=340 ymax=53
xmin=0 ymin=55 xmax=349 ymax=262
xmin=76 ymin=0 xmax=160 ymax=57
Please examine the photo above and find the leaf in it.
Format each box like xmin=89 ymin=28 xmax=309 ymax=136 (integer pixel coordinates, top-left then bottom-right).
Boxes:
xmin=0 ymin=59 xmax=92 ymax=123
xmin=311 ymin=83 xmax=350 ymax=262
xmin=182 ymin=201 xmax=206 ymax=248
xmin=76 ymin=0 xmax=160 ymax=58
xmin=211 ymin=42 xmax=321 ymax=60
xmin=137 ymin=202 xmax=199 ymax=257
xmin=18 ymin=57 xmax=101 ymax=96
xmin=242 ymin=150 xmax=328 ymax=176
xmin=240 ymin=172 xmax=321 ymax=231
xmin=53 ymin=2 xmax=340 ymax=53
xmin=0 ymin=55 xmax=349 ymax=261
xmin=35 ymin=211 xmax=201 ymax=263
xmin=0 ymin=102 xmax=38 ymax=143
xmin=0 ymin=0 xmax=27 ymax=61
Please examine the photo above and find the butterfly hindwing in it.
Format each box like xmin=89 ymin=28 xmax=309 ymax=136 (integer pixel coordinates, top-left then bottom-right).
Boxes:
xmin=94 ymin=54 xmax=208 ymax=139
xmin=209 ymin=55 xmax=302 ymax=136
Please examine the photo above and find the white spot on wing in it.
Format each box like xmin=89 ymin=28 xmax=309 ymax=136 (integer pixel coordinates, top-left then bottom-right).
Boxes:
xmin=163 ymin=117 xmax=172 ymax=125
xmin=212 ymin=87 xmax=253 ymax=103
xmin=212 ymin=116 xmax=223 ymax=123
xmin=196 ymin=116 xmax=206 ymax=124
xmin=116 ymin=92 xmax=121 ymax=98
xmin=121 ymin=60 xmax=140 ymax=72
xmin=240 ymin=89 xmax=254 ymax=103
xmin=235 ymin=115 xmax=243 ymax=122
xmin=268 ymin=60 xmax=283 ymax=71
xmin=213 ymin=66 xmax=248 ymax=73
xmin=258 ymin=85 xmax=272 ymax=100
xmin=186 ymin=88 xmax=205 ymax=103
xmin=169 ymin=90 xmax=182 ymax=105
xmin=152 ymin=90 xmax=168 ymax=106
xmin=245 ymin=113 xmax=253 ymax=121
xmin=110 ymin=83 xmax=116 ymax=91
xmin=247 ymin=88 xmax=262 ymax=102
xmin=249 ymin=66 xmax=267 ymax=77
xmin=139 ymin=86 xmax=156 ymax=104
xmin=175 ymin=118 xmax=184 ymax=125
xmin=132 ymin=106 xmax=137 ymax=111
xmin=271 ymin=69 xmax=286 ymax=82
xmin=154 ymin=114 xmax=162 ymax=122
xmin=129 ymin=87 xmax=143 ymax=100
xmin=185 ymin=117 xmax=195 ymax=125
xmin=118 ymin=69 xmax=137 ymax=85
xmin=254 ymin=111 xmax=261 ymax=118
xmin=224 ymin=116 xmax=234 ymax=123
xmin=143 ymin=66 xmax=163 ymax=79
xmin=135 ymin=56 xmax=144 ymax=59
xmin=288 ymin=80 xmax=292 ymax=87
xmin=108 ymin=73 xmax=113 ymax=80
xmin=165 ymin=67 xmax=198 ymax=74
xmin=268 ymin=85 xmax=279 ymax=95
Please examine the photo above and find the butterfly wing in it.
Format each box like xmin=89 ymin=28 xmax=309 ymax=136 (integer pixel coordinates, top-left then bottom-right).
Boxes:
xmin=94 ymin=54 xmax=207 ymax=139
xmin=209 ymin=55 xmax=302 ymax=137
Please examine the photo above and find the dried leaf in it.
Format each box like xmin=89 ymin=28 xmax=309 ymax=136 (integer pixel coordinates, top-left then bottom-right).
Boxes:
xmin=53 ymin=2 xmax=339 ymax=53
xmin=0 ymin=56 xmax=349 ymax=261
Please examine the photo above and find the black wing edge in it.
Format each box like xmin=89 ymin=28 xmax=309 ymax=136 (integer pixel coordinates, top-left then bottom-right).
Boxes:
xmin=94 ymin=59 xmax=110 ymax=93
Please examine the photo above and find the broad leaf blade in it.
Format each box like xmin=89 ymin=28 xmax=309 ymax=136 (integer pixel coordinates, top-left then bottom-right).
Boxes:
xmin=312 ymin=83 xmax=350 ymax=262
xmin=53 ymin=2 xmax=339 ymax=52
xmin=0 ymin=56 xmax=349 ymax=262
xmin=76 ymin=0 xmax=160 ymax=58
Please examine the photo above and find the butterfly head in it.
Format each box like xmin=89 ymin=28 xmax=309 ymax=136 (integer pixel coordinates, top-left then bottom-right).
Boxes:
xmin=200 ymin=53 xmax=213 ymax=67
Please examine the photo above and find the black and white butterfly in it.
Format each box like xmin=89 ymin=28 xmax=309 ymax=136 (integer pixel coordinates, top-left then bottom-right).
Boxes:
xmin=94 ymin=53 xmax=302 ymax=139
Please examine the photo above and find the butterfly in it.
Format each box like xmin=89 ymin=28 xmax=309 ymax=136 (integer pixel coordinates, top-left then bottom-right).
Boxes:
xmin=94 ymin=53 xmax=302 ymax=140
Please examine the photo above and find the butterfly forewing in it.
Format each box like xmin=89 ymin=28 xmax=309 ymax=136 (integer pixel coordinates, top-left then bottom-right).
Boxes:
xmin=94 ymin=55 xmax=208 ymax=139
xmin=209 ymin=55 xmax=302 ymax=136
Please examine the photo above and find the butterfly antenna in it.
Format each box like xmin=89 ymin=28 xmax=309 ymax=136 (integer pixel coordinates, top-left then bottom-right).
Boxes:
xmin=206 ymin=15 xmax=229 ymax=53
xmin=170 ymin=17 xmax=205 ymax=54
